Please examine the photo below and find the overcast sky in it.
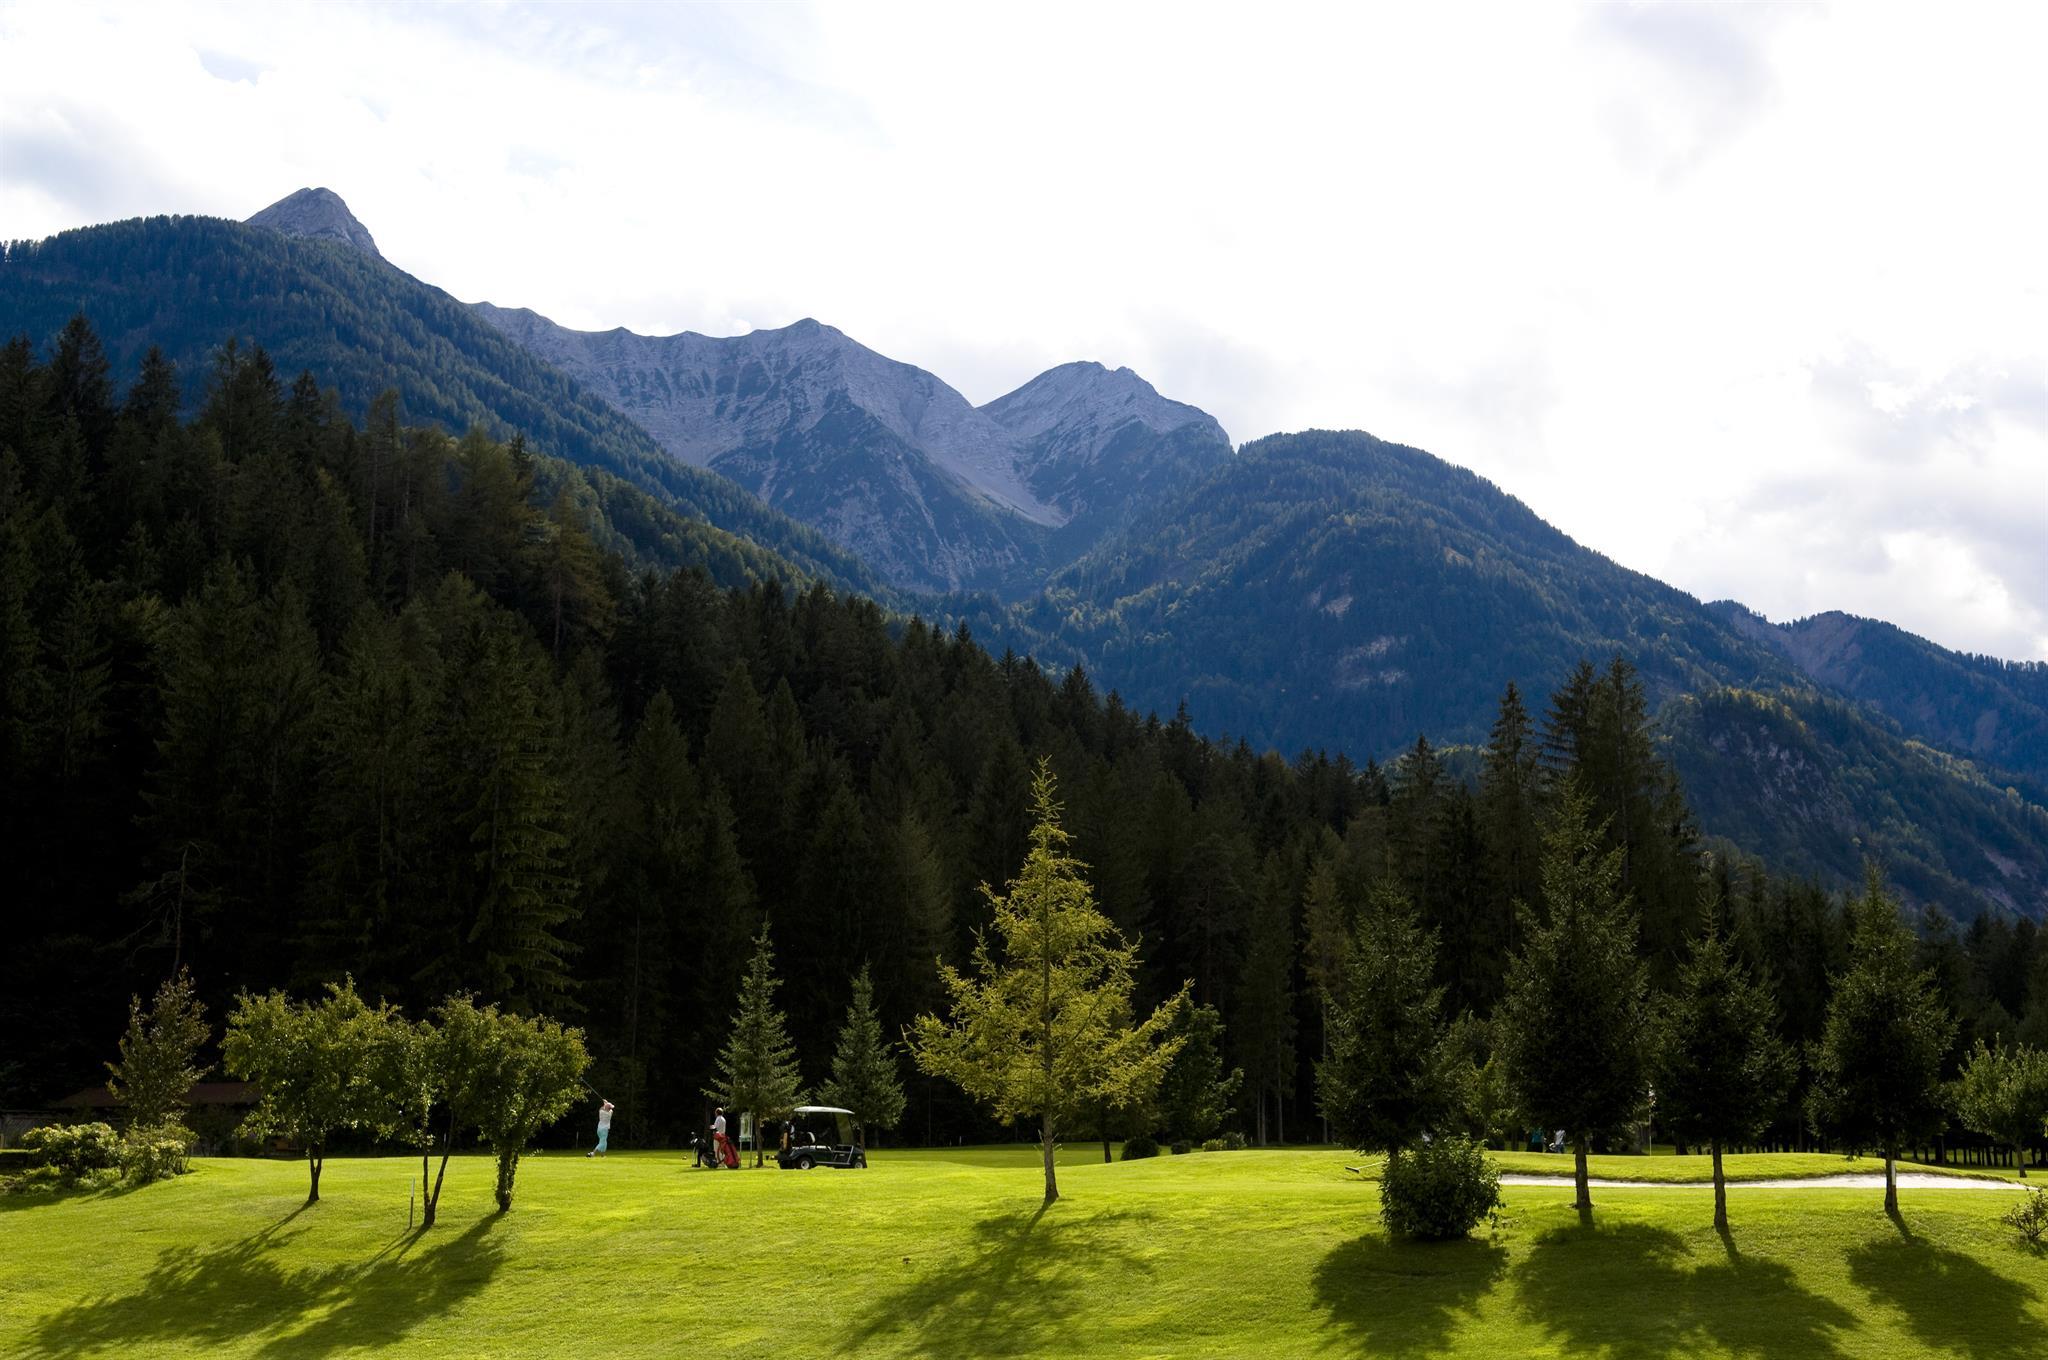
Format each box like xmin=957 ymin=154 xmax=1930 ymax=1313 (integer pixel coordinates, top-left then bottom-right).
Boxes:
xmin=4 ymin=1 xmax=2043 ymax=660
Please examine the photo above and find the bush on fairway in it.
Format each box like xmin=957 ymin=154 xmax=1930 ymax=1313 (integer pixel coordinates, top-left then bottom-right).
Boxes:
xmin=118 ymin=1123 xmax=196 ymax=1185
xmin=16 ymin=1122 xmax=122 ymax=1188
xmin=2006 ymin=1186 xmax=2048 ymax=1247
xmin=1121 ymin=1134 xmax=1159 ymax=1159
xmin=1380 ymin=1134 xmax=1503 ymax=1240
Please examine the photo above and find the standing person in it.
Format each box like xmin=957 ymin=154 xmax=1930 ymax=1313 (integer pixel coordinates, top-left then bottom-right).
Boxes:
xmin=713 ymin=1106 xmax=735 ymax=1168
xmin=587 ymin=1100 xmax=614 ymax=1157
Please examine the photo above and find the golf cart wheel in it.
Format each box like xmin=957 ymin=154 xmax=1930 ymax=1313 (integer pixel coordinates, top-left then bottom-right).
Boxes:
xmin=855 ymin=1151 xmax=867 ymax=1169
xmin=796 ymin=1154 xmax=815 ymax=1170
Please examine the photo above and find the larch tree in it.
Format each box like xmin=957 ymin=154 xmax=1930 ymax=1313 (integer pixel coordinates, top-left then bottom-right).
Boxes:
xmin=912 ymin=759 xmax=1189 ymax=1205
xmin=1651 ymin=878 xmax=1794 ymax=1229
xmin=1808 ymin=869 xmax=1957 ymax=1214
xmin=1497 ymin=783 xmax=1651 ymax=1218
xmin=821 ymin=964 xmax=907 ymax=1147
xmin=709 ymin=922 xmax=805 ymax=1166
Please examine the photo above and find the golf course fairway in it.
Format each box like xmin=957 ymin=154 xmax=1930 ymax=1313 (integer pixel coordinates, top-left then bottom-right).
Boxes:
xmin=3 ymin=1146 xmax=2042 ymax=1358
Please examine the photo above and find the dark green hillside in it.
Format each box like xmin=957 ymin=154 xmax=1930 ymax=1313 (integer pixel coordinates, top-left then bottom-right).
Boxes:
xmin=0 ymin=214 xmax=888 ymax=598
xmin=1714 ymin=603 xmax=2048 ymax=792
xmin=958 ymin=429 xmax=2048 ymax=923
xmin=999 ymin=428 xmax=1797 ymax=758
xmin=1663 ymin=687 xmax=2048 ymax=921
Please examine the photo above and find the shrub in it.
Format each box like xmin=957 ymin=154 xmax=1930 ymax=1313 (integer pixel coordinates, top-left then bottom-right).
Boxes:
xmin=1121 ymin=1135 xmax=1159 ymax=1160
xmin=19 ymin=1123 xmax=122 ymax=1184
xmin=1200 ymin=1137 xmax=1228 ymax=1152
xmin=1379 ymin=1135 xmax=1503 ymax=1241
xmin=1169 ymin=1140 xmax=1193 ymax=1156
xmin=2006 ymin=1186 xmax=2048 ymax=1248
xmin=121 ymin=1123 xmax=197 ymax=1185
xmin=1220 ymin=1131 xmax=1247 ymax=1151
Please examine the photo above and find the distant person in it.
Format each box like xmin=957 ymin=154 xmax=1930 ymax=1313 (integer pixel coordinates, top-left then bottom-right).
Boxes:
xmin=713 ymin=1106 xmax=735 ymax=1167
xmin=587 ymin=1099 xmax=614 ymax=1157
xmin=1549 ymin=1129 xmax=1566 ymax=1155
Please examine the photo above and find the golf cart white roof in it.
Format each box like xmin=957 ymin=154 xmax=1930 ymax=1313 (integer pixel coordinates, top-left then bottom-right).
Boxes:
xmin=792 ymin=1105 xmax=853 ymax=1116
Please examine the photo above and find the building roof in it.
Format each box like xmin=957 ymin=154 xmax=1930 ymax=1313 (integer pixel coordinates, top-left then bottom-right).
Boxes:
xmin=57 ymin=1081 xmax=258 ymax=1109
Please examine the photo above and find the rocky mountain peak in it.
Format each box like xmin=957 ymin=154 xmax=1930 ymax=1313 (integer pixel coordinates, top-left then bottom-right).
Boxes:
xmin=246 ymin=187 xmax=381 ymax=259
xmin=982 ymin=360 xmax=1230 ymax=446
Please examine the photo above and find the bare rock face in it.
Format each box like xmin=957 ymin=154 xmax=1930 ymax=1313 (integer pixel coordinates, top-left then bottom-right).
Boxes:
xmin=247 ymin=188 xmax=381 ymax=259
xmin=470 ymin=304 xmax=1231 ymax=596
xmin=982 ymin=360 xmax=1232 ymax=525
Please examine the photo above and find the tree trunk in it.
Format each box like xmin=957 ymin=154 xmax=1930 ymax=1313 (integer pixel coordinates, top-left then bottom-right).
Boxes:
xmin=307 ymin=1148 xmax=323 ymax=1204
xmin=2016 ymin=1141 xmax=2029 ymax=1178
xmin=1573 ymin=1137 xmax=1592 ymax=1214
xmin=1711 ymin=1139 xmax=1727 ymax=1231
xmin=426 ymin=1110 xmax=456 ymax=1229
xmin=495 ymin=1148 xmax=519 ymax=1213
xmin=1042 ymin=1110 xmax=1059 ymax=1205
xmin=1884 ymin=1148 xmax=1897 ymax=1215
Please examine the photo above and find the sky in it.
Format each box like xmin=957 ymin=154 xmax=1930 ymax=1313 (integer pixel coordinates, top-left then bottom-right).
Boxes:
xmin=3 ymin=0 xmax=2043 ymax=660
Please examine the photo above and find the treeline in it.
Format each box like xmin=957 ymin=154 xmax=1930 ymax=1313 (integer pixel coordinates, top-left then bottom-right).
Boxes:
xmin=3 ymin=321 xmax=2046 ymax=1153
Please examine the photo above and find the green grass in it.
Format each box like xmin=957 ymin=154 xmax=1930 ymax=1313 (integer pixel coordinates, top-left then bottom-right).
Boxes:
xmin=4 ymin=1146 xmax=2042 ymax=1358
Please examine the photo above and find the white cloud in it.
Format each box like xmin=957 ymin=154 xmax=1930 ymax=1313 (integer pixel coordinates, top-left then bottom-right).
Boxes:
xmin=1 ymin=0 xmax=2042 ymax=658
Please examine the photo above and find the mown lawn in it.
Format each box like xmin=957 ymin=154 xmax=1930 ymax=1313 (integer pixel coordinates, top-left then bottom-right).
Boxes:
xmin=3 ymin=1146 xmax=2041 ymax=1358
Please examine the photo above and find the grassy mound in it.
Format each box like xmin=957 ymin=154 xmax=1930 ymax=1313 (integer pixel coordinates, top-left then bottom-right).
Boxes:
xmin=4 ymin=1147 xmax=2042 ymax=1357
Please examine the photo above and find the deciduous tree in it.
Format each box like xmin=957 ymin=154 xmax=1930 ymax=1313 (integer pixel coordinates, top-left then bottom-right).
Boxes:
xmin=913 ymin=760 xmax=1189 ymax=1204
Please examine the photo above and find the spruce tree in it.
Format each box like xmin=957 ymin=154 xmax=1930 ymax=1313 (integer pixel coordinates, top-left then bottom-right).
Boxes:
xmin=1497 ymin=783 xmax=1650 ymax=1216
xmin=1318 ymin=882 xmax=1460 ymax=1159
xmin=709 ymin=923 xmax=804 ymax=1166
xmin=1808 ymin=869 xmax=1957 ymax=1213
xmin=821 ymin=964 xmax=906 ymax=1147
xmin=1651 ymin=879 xmax=1793 ymax=1228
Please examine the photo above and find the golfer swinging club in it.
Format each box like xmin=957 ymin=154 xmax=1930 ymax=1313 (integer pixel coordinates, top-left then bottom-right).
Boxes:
xmin=587 ymin=1099 xmax=614 ymax=1157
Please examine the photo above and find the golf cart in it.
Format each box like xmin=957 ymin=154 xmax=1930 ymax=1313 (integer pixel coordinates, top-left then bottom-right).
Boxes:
xmin=775 ymin=1106 xmax=867 ymax=1170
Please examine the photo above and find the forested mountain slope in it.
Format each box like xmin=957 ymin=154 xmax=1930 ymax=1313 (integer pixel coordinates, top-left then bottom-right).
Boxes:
xmin=965 ymin=428 xmax=2048 ymax=921
xmin=6 ymin=329 xmax=2045 ymax=1149
xmin=1712 ymin=602 xmax=2048 ymax=792
xmin=0 ymin=212 xmax=887 ymax=599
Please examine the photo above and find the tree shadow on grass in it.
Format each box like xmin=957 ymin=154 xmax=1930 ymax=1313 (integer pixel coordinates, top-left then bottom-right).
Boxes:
xmin=845 ymin=1203 xmax=1156 ymax=1357
xmin=1310 ymin=1232 xmax=1508 ymax=1356
xmin=25 ymin=1209 xmax=502 ymax=1358
xmin=1516 ymin=1221 xmax=1856 ymax=1360
xmin=1844 ymin=1214 xmax=2044 ymax=1360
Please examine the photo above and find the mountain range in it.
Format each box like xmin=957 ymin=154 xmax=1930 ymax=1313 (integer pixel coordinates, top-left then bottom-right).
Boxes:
xmin=2 ymin=186 xmax=2041 ymax=921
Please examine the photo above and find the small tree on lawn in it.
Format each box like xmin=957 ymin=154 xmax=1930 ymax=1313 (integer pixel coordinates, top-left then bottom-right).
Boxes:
xmin=912 ymin=760 xmax=1189 ymax=1206
xmin=820 ymin=964 xmax=906 ymax=1148
xmin=366 ymin=1005 xmax=443 ymax=1224
xmin=1808 ymin=869 xmax=1956 ymax=1214
xmin=1956 ymin=1040 xmax=2048 ymax=1179
xmin=1157 ymin=1003 xmax=1242 ymax=1146
xmin=1497 ymin=784 xmax=1650 ymax=1218
xmin=1319 ymin=881 xmax=1463 ymax=1161
xmin=1651 ymin=879 xmax=1794 ymax=1229
xmin=107 ymin=967 xmax=209 ymax=1131
xmin=223 ymin=978 xmax=381 ymax=1203
xmin=424 ymin=995 xmax=497 ymax=1224
xmin=709 ymin=923 xmax=804 ymax=1167
xmin=472 ymin=1006 xmax=589 ymax=1213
